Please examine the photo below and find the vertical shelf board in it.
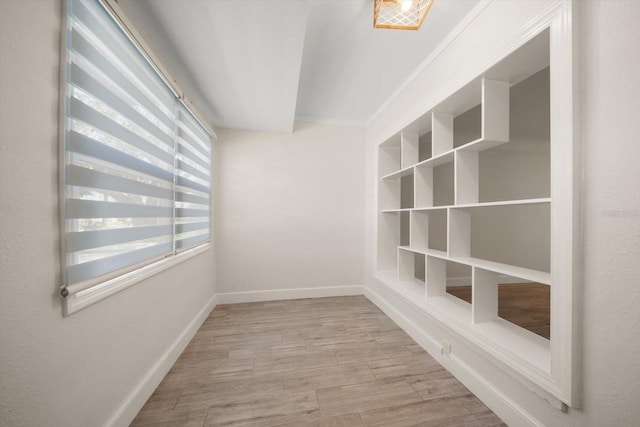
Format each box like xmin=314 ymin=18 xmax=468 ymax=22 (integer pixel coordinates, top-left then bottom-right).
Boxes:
xmin=433 ymin=161 xmax=455 ymax=207
xmin=400 ymin=211 xmax=411 ymax=246
xmin=419 ymin=132 xmax=433 ymax=162
xmin=379 ymin=143 xmax=401 ymax=178
xmin=398 ymin=247 xmax=415 ymax=284
xmin=455 ymin=151 xmax=479 ymax=205
xmin=415 ymin=164 xmax=434 ymax=208
xmin=472 ymin=267 xmax=499 ymax=323
xmin=448 ymin=208 xmax=471 ymax=257
xmin=410 ymin=210 xmax=429 ymax=252
xmin=401 ymin=132 xmax=420 ymax=169
xmin=428 ymin=209 xmax=448 ymax=252
xmin=426 ymin=256 xmax=446 ymax=298
xmin=379 ymin=178 xmax=401 ymax=211
xmin=432 ymin=112 xmax=454 ymax=157
xmin=377 ymin=212 xmax=400 ymax=272
xmin=482 ymin=79 xmax=510 ymax=142
xmin=401 ymin=174 xmax=415 ymax=209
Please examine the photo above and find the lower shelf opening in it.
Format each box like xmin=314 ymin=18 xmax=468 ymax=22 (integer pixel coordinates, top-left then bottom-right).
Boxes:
xmin=447 ymin=281 xmax=550 ymax=339
xmin=445 ymin=261 xmax=472 ymax=304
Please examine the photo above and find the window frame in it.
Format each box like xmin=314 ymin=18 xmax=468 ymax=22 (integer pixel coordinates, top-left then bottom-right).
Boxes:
xmin=58 ymin=0 xmax=216 ymax=316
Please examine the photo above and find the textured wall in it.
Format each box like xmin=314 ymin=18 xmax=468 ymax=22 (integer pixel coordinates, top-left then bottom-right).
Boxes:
xmin=215 ymin=123 xmax=366 ymax=296
xmin=0 ymin=1 xmax=216 ymax=426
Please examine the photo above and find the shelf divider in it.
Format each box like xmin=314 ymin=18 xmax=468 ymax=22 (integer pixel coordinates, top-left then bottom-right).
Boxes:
xmin=448 ymin=208 xmax=471 ymax=257
xmin=426 ymin=256 xmax=446 ymax=298
xmin=401 ymin=132 xmax=420 ymax=169
xmin=482 ymin=79 xmax=510 ymax=142
xmin=432 ymin=112 xmax=454 ymax=157
xmin=472 ymin=267 xmax=499 ymax=323
xmin=455 ymin=151 xmax=479 ymax=205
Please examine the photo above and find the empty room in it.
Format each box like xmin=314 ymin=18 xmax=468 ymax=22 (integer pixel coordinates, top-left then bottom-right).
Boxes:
xmin=1 ymin=0 xmax=639 ymax=426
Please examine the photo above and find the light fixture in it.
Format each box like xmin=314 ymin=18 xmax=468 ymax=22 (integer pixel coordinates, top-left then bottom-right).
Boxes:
xmin=373 ymin=0 xmax=435 ymax=31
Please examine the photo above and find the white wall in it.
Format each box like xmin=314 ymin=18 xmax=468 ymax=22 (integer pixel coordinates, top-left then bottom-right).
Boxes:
xmin=215 ymin=123 xmax=366 ymax=301
xmin=0 ymin=2 xmax=216 ymax=426
xmin=365 ymin=0 xmax=640 ymax=426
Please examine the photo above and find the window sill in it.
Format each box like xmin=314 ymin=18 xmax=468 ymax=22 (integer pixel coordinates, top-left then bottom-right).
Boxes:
xmin=62 ymin=243 xmax=211 ymax=316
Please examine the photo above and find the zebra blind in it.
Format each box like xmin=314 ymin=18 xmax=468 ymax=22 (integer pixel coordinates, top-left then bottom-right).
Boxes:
xmin=63 ymin=0 xmax=212 ymax=293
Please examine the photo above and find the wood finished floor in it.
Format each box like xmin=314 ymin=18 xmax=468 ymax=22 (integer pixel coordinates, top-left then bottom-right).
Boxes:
xmin=131 ymin=296 xmax=505 ymax=427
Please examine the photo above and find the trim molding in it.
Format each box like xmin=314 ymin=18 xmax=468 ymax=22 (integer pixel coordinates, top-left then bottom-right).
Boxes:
xmin=364 ymin=286 xmax=544 ymax=427
xmin=366 ymin=0 xmax=492 ymax=127
xmin=107 ymin=294 xmax=218 ymax=427
xmin=217 ymin=285 xmax=364 ymax=304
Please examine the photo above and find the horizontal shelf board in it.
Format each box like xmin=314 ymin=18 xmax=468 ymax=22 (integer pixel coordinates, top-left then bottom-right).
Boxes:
xmin=455 ymin=257 xmax=551 ymax=285
xmin=380 ymin=208 xmax=413 ymax=213
xmin=415 ymin=151 xmax=455 ymax=168
xmin=393 ymin=247 xmax=549 ymax=284
xmin=413 ymin=206 xmax=449 ymax=211
xmin=474 ymin=318 xmax=550 ymax=372
xmin=395 ymin=198 xmax=551 ymax=213
xmin=456 ymin=137 xmax=508 ymax=152
xmin=380 ymin=165 xmax=414 ymax=180
xmin=398 ymin=246 xmax=448 ymax=259
xmin=452 ymin=198 xmax=551 ymax=209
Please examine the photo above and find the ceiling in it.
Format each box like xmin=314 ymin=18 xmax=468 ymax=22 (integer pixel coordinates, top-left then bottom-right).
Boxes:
xmin=120 ymin=0 xmax=480 ymax=133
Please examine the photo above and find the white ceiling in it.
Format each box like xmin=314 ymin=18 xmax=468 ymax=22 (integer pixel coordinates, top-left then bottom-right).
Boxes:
xmin=120 ymin=0 xmax=480 ymax=133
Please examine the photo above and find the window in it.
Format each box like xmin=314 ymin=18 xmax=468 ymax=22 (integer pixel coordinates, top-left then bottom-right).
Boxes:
xmin=60 ymin=0 xmax=213 ymax=315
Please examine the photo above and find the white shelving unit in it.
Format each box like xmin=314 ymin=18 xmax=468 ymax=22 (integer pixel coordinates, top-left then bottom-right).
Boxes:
xmin=375 ymin=27 xmax=578 ymax=407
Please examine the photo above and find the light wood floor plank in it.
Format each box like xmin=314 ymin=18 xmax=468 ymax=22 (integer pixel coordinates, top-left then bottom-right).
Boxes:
xmin=131 ymin=296 xmax=505 ymax=427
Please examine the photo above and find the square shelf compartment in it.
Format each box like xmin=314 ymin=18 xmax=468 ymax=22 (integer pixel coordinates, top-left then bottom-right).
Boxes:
xmin=448 ymin=204 xmax=550 ymax=273
xmin=410 ymin=209 xmax=447 ymax=253
xmin=379 ymin=173 xmax=414 ymax=211
xmin=415 ymin=160 xmax=454 ymax=208
xmin=472 ymin=268 xmax=550 ymax=340
xmin=455 ymin=67 xmax=551 ymax=205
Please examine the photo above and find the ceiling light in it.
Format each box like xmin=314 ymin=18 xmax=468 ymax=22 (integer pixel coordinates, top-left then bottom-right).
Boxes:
xmin=374 ymin=0 xmax=435 ymax=31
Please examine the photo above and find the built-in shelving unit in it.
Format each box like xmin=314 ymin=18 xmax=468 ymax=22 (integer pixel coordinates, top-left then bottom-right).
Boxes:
xmin=375 ymin=26 xmax=578 ymax=406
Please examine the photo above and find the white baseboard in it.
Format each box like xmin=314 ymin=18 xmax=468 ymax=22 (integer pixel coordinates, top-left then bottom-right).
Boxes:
xmin=107 ymin=294 xmax=218 ymax=427
xmin=216 ymin=285 xmax=364 ymax=304
xmin=364 ymin=286 xmax=543 ymax=427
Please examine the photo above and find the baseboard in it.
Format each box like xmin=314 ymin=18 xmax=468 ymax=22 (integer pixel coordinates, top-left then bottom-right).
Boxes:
xmin=107 ymin=293 xmax=218 ymax=427
xmin=216 ymin=285 xmax=364 ymax=304
xmin=364 ymin=285 xmax=543 ymax=427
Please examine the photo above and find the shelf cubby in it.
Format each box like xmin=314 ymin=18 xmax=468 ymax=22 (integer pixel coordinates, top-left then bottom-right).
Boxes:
xmin=468 ymin=203 xmax=550 ymax=273
xmin=410 ymin=209 xmax=447 ymax=254
xmin=478 ymin=67 xmax=550 ymax=203
xmin=471 ymin=267 xmax=550 ymax=339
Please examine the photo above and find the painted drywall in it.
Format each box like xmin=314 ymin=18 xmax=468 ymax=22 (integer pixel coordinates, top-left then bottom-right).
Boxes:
xmin=215 ymin=123 xmax=366 ymax=299
xmin=0 ymin=1 xmax=216 ymax=426
xmin=366 ymin=0 xmax=640 ymax=426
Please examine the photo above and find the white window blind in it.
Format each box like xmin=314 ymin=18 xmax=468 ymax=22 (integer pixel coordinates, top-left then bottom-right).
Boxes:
xmin=61 ymin=0 xmax=212 ymax=311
